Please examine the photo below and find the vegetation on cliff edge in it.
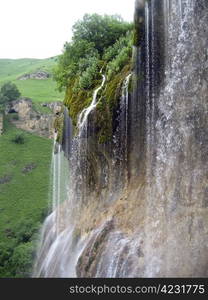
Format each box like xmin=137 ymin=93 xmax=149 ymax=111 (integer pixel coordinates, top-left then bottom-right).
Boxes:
xmin=54 ymin=14 xmax=133 ymax=141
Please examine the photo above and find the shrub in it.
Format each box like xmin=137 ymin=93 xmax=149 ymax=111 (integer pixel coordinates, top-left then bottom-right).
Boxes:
xmin=9 ymin=242 xmax=35 ymax=278
xmin=104 ymin=32 xmax=133 ymax=80
xmin=15 ymin=220 xmax=40 ymax=243
xmin=0 ymin=82 xmax=21 ymax=105
xmin=11 ymin=134 xmax=25 ymax=144
xmin=53 ymin=14 xmax=133 ymax=91
xmin=79 ymin=57 xmax=100 ymax=90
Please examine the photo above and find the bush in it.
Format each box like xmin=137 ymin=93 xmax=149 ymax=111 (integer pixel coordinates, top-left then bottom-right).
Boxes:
xmin=11 ymin=134 xmax=25 ymax=144
xmin=15 ymin=220 xmax=40 ymax=243
xmin=0 ymin=243 xmax=13 ymax=266
xmin=0 ymin=82 xmax=21 ymax=105
xmin=104 ymin=32 xmax=133 ymax=80
xmin=53 ymin=14 xmax=133 ymax=91
xmin=79 ymin=56 xmax=100 ymax=90
xmin=107 ymin=46 xmax=132 ymax=79
xmin=103 ymin=34 xmax=131 ymax=62
xmin=9 ymin=242 xmax=35 ymax=278
xmin=72 ymin=14 xmax=132 ymax=54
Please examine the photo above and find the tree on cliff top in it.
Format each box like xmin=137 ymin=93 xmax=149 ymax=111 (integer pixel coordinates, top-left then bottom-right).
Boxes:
xmin=53 ymin=14 xmax=133 ymax=91
xmin=72 ymin=14 xmax=132 ymax=54
xmin=0 ymin=82 xmax=21 ymax=107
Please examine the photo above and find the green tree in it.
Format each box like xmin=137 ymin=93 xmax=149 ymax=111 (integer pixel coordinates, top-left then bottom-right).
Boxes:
xmin=0 ymin=82 xmax=21 ymax=106
xmin=53 ymin=14 xmax=132 ymax=91
xmin=72 ymin=14 xmax=132 ymax=54
xmin=53 ymin=40 xmax=96 ymax=91
xmin=9 ymin=242 xmax=35 ymax=277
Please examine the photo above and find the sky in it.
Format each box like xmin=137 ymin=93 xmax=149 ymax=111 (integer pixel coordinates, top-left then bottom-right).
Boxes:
xmin=0 ymin=0 xmax=135 ymax=59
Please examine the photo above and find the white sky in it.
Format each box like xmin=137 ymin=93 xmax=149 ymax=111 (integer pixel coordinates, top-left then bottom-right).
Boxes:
xmin=0 ymin=0 xmax=135 ymax=59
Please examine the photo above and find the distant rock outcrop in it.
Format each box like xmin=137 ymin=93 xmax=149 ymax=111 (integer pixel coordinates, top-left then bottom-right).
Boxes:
xmin=6 ymin=98 xmax=62 ymax=138
xmin=18 ymin=71 xmax=50 ymax=80
xmin=41 ymin=102 xmax=62 ymax=115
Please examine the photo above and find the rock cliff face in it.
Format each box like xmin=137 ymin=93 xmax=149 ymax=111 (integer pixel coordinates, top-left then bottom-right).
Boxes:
xmin=122 ymin=0 xmax=208 ymax=277
xmin=7 ymin=98 xmax=62 ymax=138
xmin=34 ymin=0 xmax=208 ymax=277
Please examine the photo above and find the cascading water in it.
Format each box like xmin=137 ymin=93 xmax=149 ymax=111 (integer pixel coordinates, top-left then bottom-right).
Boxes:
xmin=33 ymin=130 xmax=72 ymax=276
xmin=34 ymin=0 xmax=208 ymax=277
xmin=139 ymin=0 xmax=208 ymax=276
xmin=113 ymin=73 xmax=132 ymax=186
xmin=78 ymin=71 xmax=106 ymax=136
xmin=33 ymin=73 xmax=109 ymax=277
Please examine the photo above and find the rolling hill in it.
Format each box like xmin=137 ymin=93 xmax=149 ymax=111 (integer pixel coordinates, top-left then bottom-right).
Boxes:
xmin=0 ymin=57 xmax=64 ymax=102
xmin=0 ymin=57 xmax=62 ymax=277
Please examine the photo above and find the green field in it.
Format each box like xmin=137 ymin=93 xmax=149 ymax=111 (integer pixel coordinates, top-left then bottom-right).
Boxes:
xmin=0 ymin=58 xmax=64 ymax=102
xmin=15 ymin=79 xmax=63 ymax=102
xmin=0 ymin=119 xmax=53 ymax=277
xmin=0 ymin=58 xmax=55 ymax=80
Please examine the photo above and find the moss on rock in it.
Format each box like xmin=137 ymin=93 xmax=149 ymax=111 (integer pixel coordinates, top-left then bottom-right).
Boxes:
xmin=64 ymin=78 xmax=96 ymax=126
xmin=54 ymin=114 xmax=64 ymax=143
xmin=63 ymin=59 xmax=132 ymax=144
xmin=96 ymin=62 xmax=132 ymax=144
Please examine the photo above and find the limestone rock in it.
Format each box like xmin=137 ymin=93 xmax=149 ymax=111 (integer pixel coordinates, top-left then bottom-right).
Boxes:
xmin=7 ymin=98 xmax=62 ymax=138
xmin=18 ymin=71 xmax=50 ymax=80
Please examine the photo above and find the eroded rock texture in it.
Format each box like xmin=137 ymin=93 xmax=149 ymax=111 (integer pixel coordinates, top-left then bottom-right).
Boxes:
xmin=6 ymin=98 xmax=62 ymax=138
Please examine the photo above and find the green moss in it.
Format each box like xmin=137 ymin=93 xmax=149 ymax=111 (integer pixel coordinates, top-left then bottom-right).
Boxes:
xmin=128 ymin=75 xmax=133 ymax=93
xmin=64 ymin=77 xmax=95 ymax=126
xmin=133 ymin=14 xmax=144 ymax=47
xmin=133 ymin=27 xmax=140 ymax=47
xmin=96 ymin=62 xmax=132 ymax=144
xmin=63 ymin=57 xmax=132 ymax=144
xmin=54 ymin=114 xmax=64 ymax=143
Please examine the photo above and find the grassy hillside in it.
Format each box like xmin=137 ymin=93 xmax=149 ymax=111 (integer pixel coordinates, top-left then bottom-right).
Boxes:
xmin=0 ymin=58 xmax=55 ymax=81
xmin=0 ymin=58 xmax=64 ymax=102
xmin=0 ymin=119 xmax=53 ymax=277
xmin=15 ymin=79 xmax=62 ymax=102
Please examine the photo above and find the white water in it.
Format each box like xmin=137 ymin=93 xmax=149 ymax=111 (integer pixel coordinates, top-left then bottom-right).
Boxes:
xmin=34 ymin=219 xmax=90 ymax=277
xmin=119 ymin=73 xmax=132 ymax=184
xmin=123 ymin=74 xmax=131 ymax=165
xmin=77 ymin=71 xmax=106 ymax=135
xmin=51 ymin=137 xmax=70 ymax=234
xmin=33 ymin=133 xmax=71 ymax=276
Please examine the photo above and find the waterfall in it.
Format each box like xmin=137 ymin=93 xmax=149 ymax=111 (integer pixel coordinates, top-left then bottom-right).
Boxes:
xmin=34 ymin=0 xmax=208 ymax=277
xmin=114 ymin=73 xmax=132 ymax=185
xmin=122 ymin=73 xmax=132 ymax=174
xmin=33 ymin=130 xmax=72 ymax=276
xmin=78 ymin=71 xmax=106 ymax=136
xmin=33 ymin=74 xmax=107 ymax=277
xmin=33 ymin=71 xmax=132 ymax=277
xmin=62 ymin=108 xmax=73 ymax=159
xmin=142 ymin=0 xmax=208 ymax=276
